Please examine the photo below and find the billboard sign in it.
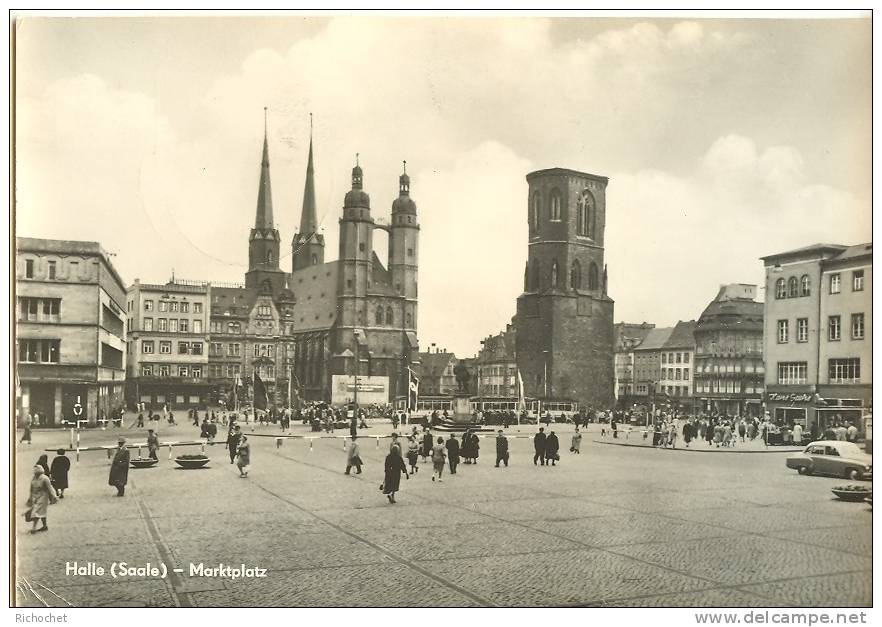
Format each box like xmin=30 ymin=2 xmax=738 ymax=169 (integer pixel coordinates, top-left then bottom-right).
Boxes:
xmin=331 ymin=375 xmax=389 ymax=405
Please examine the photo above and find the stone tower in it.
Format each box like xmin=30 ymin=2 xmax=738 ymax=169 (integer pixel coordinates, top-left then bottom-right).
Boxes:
xmin=292 ymin=120 xmax=325 ymax=272
xmin=389 ymin=162 xmax=419 ymax=336
xmin=245 ymin=112 xmax=286 ymax=293
xmin=515 ymin=167 xmax=615 ymax=409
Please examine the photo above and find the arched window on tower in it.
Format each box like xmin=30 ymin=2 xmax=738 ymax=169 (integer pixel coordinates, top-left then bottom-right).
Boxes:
xmin=531 ymin=260 xmax=541 ymax=291
xmin=788 ymin=276 xmax=798 ymax=298
xmin=375 ymin=307 xmax=384 ymax=325
xmin=577 ymin=191 xmax=594 ymax=237
xmin=588 ymin=262 xmax=599 ymax=291
xmin=775 ymin=278 xmax=787 ymax=299
xmin=266 ymin=250 xmax=274 ymax=264
xmin=386 ymin=306 xmax=394 ymax=325
xmin=531 ymin=191 xmax=541 ymax=233
xmin=570 ymin=259 xmax=582 ymax=290
xmin=311 ymin=254 xmax=317 ymax=265
xmin=550 ymin=189 xmax=562 ymax=222
xmin=800 ymin=274 xmax=810 ymax=296
xmin=550 ymin=260 xmax=559 ymax=288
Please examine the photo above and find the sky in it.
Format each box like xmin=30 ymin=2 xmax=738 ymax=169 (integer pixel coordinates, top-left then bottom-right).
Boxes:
xmin=14 ymin=15 xmax=871 ymax=356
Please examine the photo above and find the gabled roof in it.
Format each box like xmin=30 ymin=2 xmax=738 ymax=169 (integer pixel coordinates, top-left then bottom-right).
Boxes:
xmin=634 ymin=327 xmax=674 ymax=351
xmin=419 ymin=352 xmax=458 ymax=375
xmin=761 ymin=243 xmax=847 ymax=263
xmin=663 ymin=320 xmax=697 ymax=350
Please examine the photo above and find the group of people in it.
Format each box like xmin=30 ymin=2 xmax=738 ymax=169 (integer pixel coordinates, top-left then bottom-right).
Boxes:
xmin=24 ymin=450 xmax=70 ymax=533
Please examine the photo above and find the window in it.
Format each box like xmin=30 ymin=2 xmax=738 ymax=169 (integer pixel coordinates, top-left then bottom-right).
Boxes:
xmin=376 ymin=307 xmax=384 ymax=324
xmin=159 ymin=341 xmax=171 ymax=354
xmin=144 ymin=300 xmax=153 ymax=311
xmin=851 ymin=313 xmax=865 ymax=340
xmin=227 ymin=322 xmax=241 ymax=334
xmin=142 ymin=340 xmax=154 ymax=354
xmin=549 ymin=189 xmax=562 ymax=221
xmin=777 ymin=362 xmax=807 ymax=385
xmin=192 ymin=366 xmax=202 ymax=378
xmin=550 ymin=260 xmax=559 ymax=287
xmin=18 ymin=339 xmax=60 ymax=363
xmin=777 ymin=319 xmax=789 ymax=343
xmin=829 ymin=358 xmax=860 ymax=383
xmin=796 ymin=318 xmax=808 ymax=343
xmin=570 ymin=260 xmax=582 ymax=289
xmin=852 ymin=270 xmax=864 ymax=291
xmin=178 ymin=341 xmax=189 ymax=355
xmin=775 ymin=278 xmax=786 ymax=299
xmin=800 ymin=275 xmax=810 ymax=296
xmin=158 ymin=365 xmax=170 ymax=377
xmin=193 ymin=320 xmax=202 ymax=334
xmin=531 ymin=192 xmax=540 ymax=232
xmin=193 ymin=302 xmax=203 ymax=314
xmin=180 ymin=319 xmax=189 ymax=333
xmin=191 ymin=342 xmax=203 ymax=355
xmin=407 ymin=247 xmax=413 ymax=257
xmin=676 ymin=353 xmax=682 ymax=364
xmin=143 ymin=317 xmax=153 ymax=331
xmin=588 ymin=262 xmax=599 ymax=291
xmin=258 ymin=305 xmax=271 ymax=317
xmin=229 ymin=343 xmax=241 ymax=357
xmin=683 ymin=368 xmax=689 ymax=380
xmin=169 ymin=319 xmax=178 ymax=332
xmin=159 ymin=301 xmax=168 ymax=312
xmin=828 ymin=315 xmax=841 ymax=341
xmin=577 ymin=192 xmax=593 ymax=237
xmin=661 ymin=353 xmax=667 ymax=364
xmin=684 ymin=353 xmax=690 ymax=364
xmin=787 ymin=277 xmax=798 ymax=298
xmin=210 ymin=321 xmax=223 ymax=333
xmin=169 ymin=301 xmax=179 ymax=312
xmin=141 ymin=365 xmax=153 ymax=377
xmin=179 ymin=365 xmax=189 ymax=377
xmin=180 ymin=302 xmax=189 ymax=313
xmin=48 ymin=261 xmax=56 ymax=279
xmin=830 ymin=273 xmax=841 ymax=294
xmin=386 ymin=307 xmax=394 ymax=324
xmin=675 ymin=369 xmax=682 ymax=380
xmin=210 ymin=342 xmax=223 ymax=356
xmin=25 ymin=259 xmax=34 ymax=278
xmin=158 ymin=318 xmax=168 ymax=332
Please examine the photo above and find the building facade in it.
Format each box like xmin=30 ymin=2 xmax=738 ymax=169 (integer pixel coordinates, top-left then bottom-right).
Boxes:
xmin=125 ymin=280 xmax=212 ymax=409
xmin=614 ymin=322 xmax=655 ymax=407
xmin=16 ymin=238 xmax=127 ymax=426
xmin=127 ymin=120 xmax=420 ymax=408
xmin=417 ymin=350 xmax=459 ymax=396
xmin=658 ymin=320 xmax=696 ymax=410
xmin=631 ymin=326 xmax=673 ymax=404
xmin=693 ymin=284 xmax=764 ymax=417
xmin=477 ymin=322 xmax=518 ymax=398
xmin=515 ymin=168 xmax=615 ymax=410
xmin=762 ymin=243 xmax=872 ymax=435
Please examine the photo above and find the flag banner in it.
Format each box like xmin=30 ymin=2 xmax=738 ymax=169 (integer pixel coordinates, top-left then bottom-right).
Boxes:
xmin=253 ymin=372 xmax=268 ymax=410
xmin=408 ymin=369 xmax=420 ymax=411
xmin=517 ymin=369 xmax=526 ymax=412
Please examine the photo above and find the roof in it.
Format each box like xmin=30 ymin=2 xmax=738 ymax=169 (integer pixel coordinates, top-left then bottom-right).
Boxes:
xmin=761 ymin=243 xmax=847 ymax=263
xmin=211 ymin=286 xmax=256 ymax=318
xmin=526 ymin=167 xmax=608 ymax=184
xmin=614 ymin=322 xmax=655 ymax=350
xmin=697 ymin=298 xmax=763 ymax=333
xmin=634 ymin=327 xmax=674 ymax=351
xmin=824 ymin=242 xmax=872 ymax=264
xmin=16 ymin=236 xmax=127 ymax=288
xmin=663 ymin=320 xmax=697 ymax=350
xmin=288 ymin=260 xmax=339 ymax=332
xmin=419 ymin=352 xmax=458 ymax=375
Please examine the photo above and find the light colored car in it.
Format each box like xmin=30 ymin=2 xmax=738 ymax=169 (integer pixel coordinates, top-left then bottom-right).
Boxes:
xmin=786 ymin=440 xmax=872 ymax=481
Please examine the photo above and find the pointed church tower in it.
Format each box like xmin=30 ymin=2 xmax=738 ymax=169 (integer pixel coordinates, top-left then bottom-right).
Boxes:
xmin=246 ymin=108 xmax=285 ymax=293
xmin=292 ymin=114 xmax=325 ymax=272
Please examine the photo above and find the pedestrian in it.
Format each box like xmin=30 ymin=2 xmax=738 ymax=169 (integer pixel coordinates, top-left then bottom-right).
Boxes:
xmin=431 ymin=436 xmax=447 ymax=482
xmin=49 ymin=449 xmax=70 ymax=498
xmin=207 ymin=419 xmax=217 ymax=444
xmin=108 ymin=437 xmax=130 ymax=497
xmin=136 ymin=412 xmax=145 ymax=428
xmin=147 ymin=429 xmax=159 ymax=461
xmin=445 ymin=433 xmax=460 ymax=475
xmin=570 ymin=427 xmax=582 ymax=454
xmin=25 ymin=465 xmax=57 ymax=533
xmin=495 ymin=430 xmax=509 ymax=467
xmin=461 ymin=429 xmax=473 ymax=464
xmin=406 ymin=436 xmax=420 ymax=474
xmin=236 ymin=435 xmax=251 ymax=477
xmin=345 ymin=436 xmax=363 ymax=475
xmin=533 ymin=427 xmax=547 ymax=466
xmin=349 ymin=415 xmax=357 ymax=438
xmin=227 ymin=425 xmax=242 ymax=464
xmin=20 ymin=417 xmax=32 ymax=444
xmin=846 ymin=422 xmax=858 ymax=442
xmin=791 ymin=422 xmax=804 ymax=446
xmin=35 ymin=454 xmax=50 ymax=476
xmin=546 ymin=430 xmax=560 ymax=466
xmin=611 ymin=416 xmax=618 ymax=439
xmin=470 ymin=431 xmax=481 ymax=464
xmin=738 ymin=419 xmax=747 ymax=442
xmin=421 ymin=429 xmax=433 ymax=463
xmin=382 ymin=444 xmax=409 ymax=504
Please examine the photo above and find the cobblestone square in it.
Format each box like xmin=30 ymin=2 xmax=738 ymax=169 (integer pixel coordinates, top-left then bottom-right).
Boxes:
xmin=13 ymin=423 xmax=872 ymax=607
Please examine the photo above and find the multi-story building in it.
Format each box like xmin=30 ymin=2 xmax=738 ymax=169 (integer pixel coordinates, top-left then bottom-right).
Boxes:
xmin=125 ymin=280 xmax=211 ymax=409
xmin=15 ymin=238 xmax=127 ymax=426
xmin=693 ymin=284 xmax=764 ymax=417
xmin=614 ymin=322 xmax=655 ymax=406
xmin=515 ymin=167 xmax=615 ymax=409
xmin=631 ymin=326 xmax=674 ymax=403
xmin=477 ymin=322 xmax=518 ymax=398
xmin=417 ymin=349 xmax=459 ymax=396
xmin=762 ymin=243 xmax=872 ymax=435
xmin=658 ymin=320 xmax=697 ymax=409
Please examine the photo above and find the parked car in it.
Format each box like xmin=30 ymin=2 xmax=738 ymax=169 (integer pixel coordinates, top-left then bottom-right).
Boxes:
xmin=786 ymin=440 xmax=872 ymax=480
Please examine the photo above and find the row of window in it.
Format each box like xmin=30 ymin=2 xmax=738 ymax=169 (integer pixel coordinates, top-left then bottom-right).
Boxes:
xmin=18 ymin=339 xmax=60 ymax=363
xmin=661 ymin=368 xmax=690 ymax=381
xmin=694 ymin=363 xmax=765 ymax=374
xmin=209 ymin=342 xmax=243 ymax=357
xmin=210 ymin=321 xmax=243 ymax=334
xmin=141 ymin=364 xmax=204 ymax=378
xmin=777 ymin=359 xmax=861 ymax=384
xmin=694 ymin=381 xmax=761 ymax=395
xmin=139 ymin=317 xmax=204 ymax=333
xmin=525 ymin=259 xmax=600 ymax=292
xmin=142 ymin=340 xmax=203 ymax=355
xmin=18 ymin=297 xmax=61 ymax=322
xmin=24 ymin=259 xmax=78 ymax=280
xmin=530 ymin=189 xmax=597 ymax=238
xmin=140 ymin=300 xmax=204 ymax=313
xmin=775 ymin=270 xmax=864 ymax=299
xmin=661 ymin=352 xmax=691 ymax=365
xmin=777 ymin=314 xmax=864 ymax=343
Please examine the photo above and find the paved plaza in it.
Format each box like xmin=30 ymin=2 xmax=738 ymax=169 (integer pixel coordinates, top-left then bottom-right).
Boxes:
xmin=14 ymin=421 xmax=872 ymax=607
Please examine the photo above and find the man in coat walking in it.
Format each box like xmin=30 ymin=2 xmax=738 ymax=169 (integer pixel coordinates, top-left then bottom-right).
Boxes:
xmin=445 ymin=433 xmax=460 ymax=475
xmin=546 ymin=430 xmax=560 ymax=466
xmin=109 ymin=437 xmax=130 ymax=497
xmin=533 ymin=427 xmax=547 ymax=466
xmin=495 ymin=430 xmax=509 ymax=467
xmin=147 ymin=429 xmax=160 ymax=461
xmin=227 ymin=425 xmax=242 ymax=464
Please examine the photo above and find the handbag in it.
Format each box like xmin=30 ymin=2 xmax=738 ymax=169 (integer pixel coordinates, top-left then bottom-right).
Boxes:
xmin=352 ymin=455 xmax=363 ymax=466
xmin=24 ymin=508 xmax=33 ymax=523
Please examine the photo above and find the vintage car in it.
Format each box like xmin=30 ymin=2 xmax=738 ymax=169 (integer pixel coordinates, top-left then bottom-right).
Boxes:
xmin=786 ymin=440 xmax=872 ymax=480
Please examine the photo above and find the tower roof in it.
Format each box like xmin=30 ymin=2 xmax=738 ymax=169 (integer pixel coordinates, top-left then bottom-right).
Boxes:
xmin=392 ymin=159 xmax=417 ymax=214
xmin=254 ymin=110 xmax=274 ymax=230
xmin=298 ymin=120 xmax=319 ymax=235
xmin=344 ymin=154 xmax=370 ymax=208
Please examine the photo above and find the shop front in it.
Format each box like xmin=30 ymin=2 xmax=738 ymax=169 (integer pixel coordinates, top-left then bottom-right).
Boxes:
xmin=765 ymin=388 xmax=814 ymax=433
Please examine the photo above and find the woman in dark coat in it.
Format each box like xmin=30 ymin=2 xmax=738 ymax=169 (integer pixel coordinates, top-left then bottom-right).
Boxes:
xmin=49 ymin=449 xmax=70 ymax=498
xmin=36 ymin=454 xmax=50 ymax=476
xmin=461 ymin=429 xmax=473 ymax=463
xmin=546 ymin=431 xmax=560 ymax=466
xmin=470 ymin=432 xmax=480 ymax=464
xmin=421 ymin=430 xmax=434 ymax=462
xmin=108 ymin=437 xmax=130 ymax=496
xmin=382 ymin=444 xmax=409 ymax=504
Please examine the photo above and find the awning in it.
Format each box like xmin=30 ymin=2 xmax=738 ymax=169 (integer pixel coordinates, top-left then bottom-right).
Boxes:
xmin=405 ymin=331 xmax=419 ymax=349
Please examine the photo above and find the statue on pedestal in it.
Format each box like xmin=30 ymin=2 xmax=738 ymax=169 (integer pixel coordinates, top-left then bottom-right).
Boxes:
xmin=454 ymin=360 xmax=471 ymax=394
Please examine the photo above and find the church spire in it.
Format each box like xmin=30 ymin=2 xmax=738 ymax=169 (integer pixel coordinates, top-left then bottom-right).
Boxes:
xmin=299 ymin=112 xmax=318 ymax=235
xmin=254 ymin=107 xmax=274 ymax=230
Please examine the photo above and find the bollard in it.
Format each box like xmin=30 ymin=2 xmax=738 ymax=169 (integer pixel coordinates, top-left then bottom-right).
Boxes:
xmin=376 ymin=437 xmax=380 ymax=448
xmin=309 ymin=438 xmax=313 ymax=452
xmin=168 ymin=444 xmax=173 ymax=460
xmin=342 ymin=437 xmax=347 ymax=450
xmin=201 ymin=442 xmax=206 ymax=454
xmin=138 ymin=446 xmax=143 ymax=457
